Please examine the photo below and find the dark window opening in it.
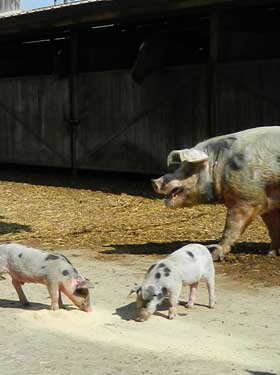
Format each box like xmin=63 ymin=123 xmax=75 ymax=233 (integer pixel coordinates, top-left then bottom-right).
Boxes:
xmin=220 ymin=5 xmax=280 ymax=62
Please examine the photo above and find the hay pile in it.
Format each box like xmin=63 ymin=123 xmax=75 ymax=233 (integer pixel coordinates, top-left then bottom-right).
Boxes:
xmin=0 ymin=169 xmax=279 ymax=286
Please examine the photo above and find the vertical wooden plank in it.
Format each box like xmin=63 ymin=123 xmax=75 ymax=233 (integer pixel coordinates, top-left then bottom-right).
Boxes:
xmin=215 ymin=61 xmax=273 ymax=135
xmin=76 ymin=65 xmax=208 ymax=174
xmin=69 ymin=31 xmax=79 ymax=176
xmin=0 ymin=76 xmax=70 ymax=167
xmin=261 ymin=61 xmax=280 ymax=126
xmin=208 ymin=10 xmax=220 ymax=137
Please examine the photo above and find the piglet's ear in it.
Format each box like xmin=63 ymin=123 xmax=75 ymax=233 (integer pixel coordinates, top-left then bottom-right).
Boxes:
xmin=128 ymin=286 xmax=141 ymax=296
xmin=76 ymin=279 xmax=95 ymax=289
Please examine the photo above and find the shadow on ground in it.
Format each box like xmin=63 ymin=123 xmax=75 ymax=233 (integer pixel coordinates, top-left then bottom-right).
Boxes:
xmin=115 ymin=302 xmax=136 ymax=321
xmin=0 ymin=165 xmax=158 ymax=199
xmin=102 ymin=241 xmax=270 ymax=256
xmin=0 ymin=299 xmax=50 ymax=311
xmin=115 ymin=299 xmax=188 ymax=321
xmin=246 ymin=371 xmax=278 ymax=375
xmin=0 ymin=298 xmax=76 ymax=311
xmin=0 ymin=221 xmax=31 ymax=236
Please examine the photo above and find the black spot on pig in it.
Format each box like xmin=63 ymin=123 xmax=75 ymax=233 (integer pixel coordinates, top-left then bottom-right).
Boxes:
xmin=41 ymin=266 xmax=46 ymax=269
xmin=158 ymin=263 xmax=165 ymax=268
xmin=164 ymin=267 xmax=171 ymax=277
xmin=162 ymin=287 xmax=168 ymax=295
xmin=45 ymin=254 xmax=60 ymax=261
xmin=228 ymin=153 xmax=245 ymax=171
xmin=59 ymin=254 xmax=72 ymax=265
xmin=74 ymin=288 xmax=89 ymax=297
xmin=155 ymin=272 xmax=161 ymax=279
xmin=18 ymin=253 xmax=23 ymax=258
xmin=144 ymin=286 xmax=156 ymax=301
xmin=207 ymin=137 xmax=236 ymax=155
xmin=147 ymin=264 xmax=156 ymax=273
xmin=186 ymin=251 xmax=194 ymax=258
xmin=62 ymin=270 xmax=70 ymax=276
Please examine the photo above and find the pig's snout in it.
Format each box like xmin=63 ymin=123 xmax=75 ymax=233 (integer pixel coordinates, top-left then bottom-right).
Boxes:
xmin=76 ymin=301 xmax=92 ymax=313
xmin=136 ymin=308 xmax=151 ymax=322
xmin=151 ymin=178 xmax=164 ymax=193
xmin=135 ymin=316 xmax=146 ymax=322
xmin=84 ymin=306 xmax=93 ymax=313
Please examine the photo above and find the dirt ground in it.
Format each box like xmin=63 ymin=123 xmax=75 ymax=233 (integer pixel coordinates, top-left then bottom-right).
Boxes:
xmin=0 ymin=167 xmax=279 ymax=374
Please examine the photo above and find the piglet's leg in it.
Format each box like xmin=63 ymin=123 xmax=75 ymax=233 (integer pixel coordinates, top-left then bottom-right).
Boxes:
xmin=168 ymin=285 xmax=182 ymax=320
xmin=12 ymin=279 xmax=30 ymax=306
xmin=186 ymin=282 xmax=198 ymax=308
xmin=46 ymin=281 xmax=60 ymax=311
xmin=206 ymin=276 xmax=215 ymax=308
xmin=58 ymin=290 xmax=64 ymax=309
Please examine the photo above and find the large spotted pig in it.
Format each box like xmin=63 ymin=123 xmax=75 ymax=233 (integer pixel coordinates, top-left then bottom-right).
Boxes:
xmin=152 ymin=126 xmax=280 ymax=261
xmin=132 ymin=244 xmax=215 ymax=321
xmin=0 ymin=243 xmax=93 ymax=312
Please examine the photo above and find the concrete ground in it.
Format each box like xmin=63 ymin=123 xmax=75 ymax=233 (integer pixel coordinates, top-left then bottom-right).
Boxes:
xmin=0 ymin=250 xmax=279 ymax=375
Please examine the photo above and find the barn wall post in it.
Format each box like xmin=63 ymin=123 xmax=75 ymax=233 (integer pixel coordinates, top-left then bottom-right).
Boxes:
xmin=69 ymin=31 xmax=79 ymax=176
xmin=208 ymin=10 xmax=220 ymax=137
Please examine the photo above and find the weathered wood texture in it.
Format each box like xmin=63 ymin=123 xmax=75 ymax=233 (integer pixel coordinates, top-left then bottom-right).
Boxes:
xmin=76 ymin=66 xmax=208 ymax=173
xmin=0 ymin=77 xmax=70 ymax=166
xmin=0 ymin=0 xmax=20 ymax=12
xmin=215 ymin=60 xmax=280 ymax=136
xmin=0 ymin=60 xmax=280 ymax=173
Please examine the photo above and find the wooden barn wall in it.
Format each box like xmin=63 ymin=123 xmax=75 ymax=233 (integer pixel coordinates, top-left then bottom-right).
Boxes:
xmin=76 ymin=65 xmax=208 ymax=173
xmin=0 ymin=77 xmax=70 ymax=167
xmin=0 ymin=60 xmax=280 ymax=173
xmin=215 ymin=60 xmax=280 ymax=136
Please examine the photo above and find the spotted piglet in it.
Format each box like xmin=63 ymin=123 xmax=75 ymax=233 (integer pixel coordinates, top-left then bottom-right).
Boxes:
xmin=0 ymin=243 xmax=93 ymax=312
xmin=132 ymin=244 xmax=215 ymax=321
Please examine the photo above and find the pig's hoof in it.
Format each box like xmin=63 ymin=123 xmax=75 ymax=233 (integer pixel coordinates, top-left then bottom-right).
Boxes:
xmin=266 ymin=249 xmax=279 ymax=257
xmin=268 ymin=250 xmax=276 ymax=257
xmin=135 ymin=317 xmax=145 ymax=322
xmin=185 ymin=302 xmax=194 ymax=308
xmin=168 ymin=313 xmax=176 ymax=320
xmin=209 ymin=245 xmax=224 ymax=262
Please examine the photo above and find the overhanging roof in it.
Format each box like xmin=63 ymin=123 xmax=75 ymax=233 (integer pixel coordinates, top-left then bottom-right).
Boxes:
xmin=0 ymin=0 xmax=278 ymax=37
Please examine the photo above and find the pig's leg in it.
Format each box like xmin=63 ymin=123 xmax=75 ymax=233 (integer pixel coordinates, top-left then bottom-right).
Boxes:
xmin=168 ymin=285 xmax=182 ymax=320
xmin=58 ymin=290 xmax=64 ymax=309
xmin=206 ymin=276 xmax=215 ymax=308
xmin=212 ymin=204 xmax=260 ymax=261
xmin=46 ymin=281 xmax=60 ymax=311
xmin=186 ymin=282 xmax=198 ymax=308
xmin=261 ymin=209 xmax=280 ymax=256
xmin=12 ymin=279 xmax=30 ymax=306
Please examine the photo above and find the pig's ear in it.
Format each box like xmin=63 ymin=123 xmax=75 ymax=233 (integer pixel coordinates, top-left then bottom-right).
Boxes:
xmin=128 ymin=286 xmax=141 ymax=297
xmin=167 ymin=148 xmax=208 ymax=166
xmin=76 ymin=279 xmax=95 ymax=289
